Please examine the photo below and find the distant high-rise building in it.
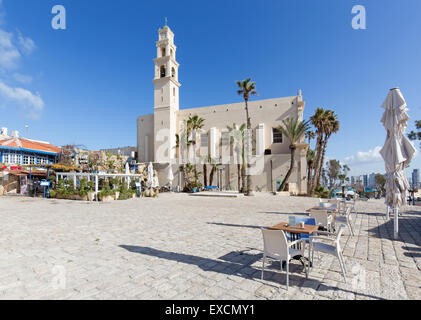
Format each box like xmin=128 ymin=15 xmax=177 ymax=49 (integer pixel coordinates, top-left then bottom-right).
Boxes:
xmin=412 ymin=169 xmax=420 ymax=188
xmin=351 ymin=175 xmax=364 ymax=187
xmin=369 ymin=173 xmax=376 ymax=188
xmin=363 ymin=175 xmax=368 ymax=188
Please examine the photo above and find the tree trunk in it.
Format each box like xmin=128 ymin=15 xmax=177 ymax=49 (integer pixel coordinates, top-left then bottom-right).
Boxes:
xmin=241 ymin=163 xmax=246 ymax=193
xmin=310 ymin=133 xmax=324 ymax=194
xmin=245 ymin=100 xmax=254 ymax=196
xmin=209 ymin=166 xmax=216 ymax=186
xmin=237 ymin=164 xmax=241 ymax=192
xmin=280 ymin=145 xmax=296 ymax=192
xmin=203 ymin=164 xmax=208 ymax=187
xmin=316 ymin=137 xmax=329 ymax=188
xmin=307 ymin=162 xmax=312 ymax=196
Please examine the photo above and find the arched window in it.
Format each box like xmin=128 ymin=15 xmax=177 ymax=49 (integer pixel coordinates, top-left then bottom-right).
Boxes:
xmin=171 ymin=67 xmax=176 ymax=78
xmin=160 ymin=66 xmax=166 ymax=78
xmin=161 ymin=47 xmax=166 ymax=57
xmin=173 ymin=88 xmax=176 ymax=96
xmin=170 ymin=49 xmax=173 ymax=57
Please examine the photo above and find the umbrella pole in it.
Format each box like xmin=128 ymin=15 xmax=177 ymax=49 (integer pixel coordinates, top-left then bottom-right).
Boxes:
xmin=394 ymin=207 xmax=399 ymax=239
xmin=386 ymin=206 xmax=390 ymax=220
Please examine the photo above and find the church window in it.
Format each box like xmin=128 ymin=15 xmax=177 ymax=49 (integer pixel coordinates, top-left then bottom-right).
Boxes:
xmin=170 ymin=49 xmax=173 ymax=57
xmin=171 ymin=67 xmax=176 ymax=78
xmin=200 ymin=134 xmax=209 ymax=147
xmin=272 ymin=128 xmax=283 ymax=144
xmin=160 ymin=66 xmax=166 ymax=78
xmin=173 ymin=88 xmax=176 ymax=96
xmin=221 ymin=132 xmax=230 ymax=145
xmin=161 ymin=47 xmax=166 ymax=57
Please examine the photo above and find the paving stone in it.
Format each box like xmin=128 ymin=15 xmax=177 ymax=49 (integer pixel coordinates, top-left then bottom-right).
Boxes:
xmin=1 ymin=194 xmax=421 ymax=300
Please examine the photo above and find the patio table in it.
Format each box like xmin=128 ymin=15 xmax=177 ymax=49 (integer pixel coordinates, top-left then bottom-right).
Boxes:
xmin=268 ymin=223 xmax=319 ymax=277
xmin=306 ymin=207 xmax=338 ymax=214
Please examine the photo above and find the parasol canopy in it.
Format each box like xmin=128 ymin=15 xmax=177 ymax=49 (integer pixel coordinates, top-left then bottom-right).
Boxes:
xmin=147 ymin=162 xmax=153 ymax=188
xmin=167 ymin=164 xmax=174 ymax=186
xmin=379 ymin=88 xmax=416 ymax=209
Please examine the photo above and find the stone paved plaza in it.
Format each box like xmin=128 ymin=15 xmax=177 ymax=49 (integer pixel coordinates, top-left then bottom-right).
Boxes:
xmin=1 ymin=193 xmax=421 ymax=300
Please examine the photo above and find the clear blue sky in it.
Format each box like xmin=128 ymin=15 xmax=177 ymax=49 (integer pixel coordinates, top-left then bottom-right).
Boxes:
xmin=0 ymin=0 xmax=420 ymax=176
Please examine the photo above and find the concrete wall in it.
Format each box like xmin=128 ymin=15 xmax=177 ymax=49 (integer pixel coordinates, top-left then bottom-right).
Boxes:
xmin=153 ymin=151 xmax=307 ymax=195
xmin=136 ymin=95 xmax=308 ymax=193
xmin=137 ymin=114 xmax=154 ymax=163
xmin=177 ymin=96 xmax=304 ymax=155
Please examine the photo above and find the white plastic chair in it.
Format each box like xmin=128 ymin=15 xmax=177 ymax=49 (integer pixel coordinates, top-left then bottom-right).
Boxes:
xmin=335 ymin=207 xmax=355 ymax=236
xmin=309 ymin=224 xmax=347 ymax=282
xmin=261 ymin=228 xmax=306 ymax=290
xmin=309 ymin=209 xmax=333 ymax=232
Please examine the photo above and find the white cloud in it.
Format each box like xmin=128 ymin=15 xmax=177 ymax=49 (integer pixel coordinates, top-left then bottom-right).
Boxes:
xmin=0 ymin=29 xmax=36 ymax=69
xmin=0 ymin=80 xmax=44 ymax=118
xmin=0 ymin=29 xmax=21 ymax=69
xmin=0 ymin=3 xmax=42 ymax=118
xmin=17 ymin=31 xmax=35 ymax=55
xmin=343 ymin=146 xmax=383 ymax=165
xmin=344 ymin=145 xmax=419 ymax=170
xmin=13 ymin=72 xmax=32 ymax=84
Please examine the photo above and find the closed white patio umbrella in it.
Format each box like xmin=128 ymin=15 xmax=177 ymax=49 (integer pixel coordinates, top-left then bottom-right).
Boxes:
xmin=147 ymin=162 xmax=153 ymax=188
xmin=379 ymin=88 xmax=416 ymax=239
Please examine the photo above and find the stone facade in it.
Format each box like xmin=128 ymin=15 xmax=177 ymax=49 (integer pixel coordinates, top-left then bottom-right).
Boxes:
xmin=137 ymin=25 xmax=308 ymax=194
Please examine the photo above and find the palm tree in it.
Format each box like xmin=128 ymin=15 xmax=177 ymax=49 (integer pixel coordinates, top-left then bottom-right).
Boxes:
xmin=208 ymin=157 xmax=218 ymax=186
xmin=236 ymin=78 xmax=258 ymax=196
xmin=306 ymin=148 xmax=315 ymax=195
xmin=309 ymin=108 xmax=329 ymax=194
xmin=186 ymin=115 xmax=205 ymax=182
xmin=175 ymin=133 xmax=180 ymax=159
xmin=316 ymin=110 xmax=339 ymax=188
xmin=277 ymin=118 xmax=311 ymax=191
xmin=227 ymin=123 xmax=247 ymax=192
xmin=187 ymin=115 xmax=205 ymax=148
xmin=306 ymin=130 xmax=315 ymax=145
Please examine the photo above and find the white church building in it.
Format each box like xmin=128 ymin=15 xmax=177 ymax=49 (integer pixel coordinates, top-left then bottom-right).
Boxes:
xmin=137 ymin=24 xmax=309 ymax=194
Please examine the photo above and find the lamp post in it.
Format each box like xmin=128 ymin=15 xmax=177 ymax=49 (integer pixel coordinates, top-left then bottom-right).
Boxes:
xmin=341 ymin=184 xmax=346 ymax=200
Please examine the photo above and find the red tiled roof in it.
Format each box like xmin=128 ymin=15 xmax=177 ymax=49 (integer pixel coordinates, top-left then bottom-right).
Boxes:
xmin=0 ymin=138 xmax=62 ymax=154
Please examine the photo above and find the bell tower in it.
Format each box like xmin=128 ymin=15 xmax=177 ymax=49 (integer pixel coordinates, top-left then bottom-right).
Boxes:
xmin=153 ymin=23 xmax=180 ymax=163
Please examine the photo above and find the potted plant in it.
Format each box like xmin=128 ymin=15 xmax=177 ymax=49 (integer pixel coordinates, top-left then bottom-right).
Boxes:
xmin=98 ymin=185 xmax=115 ymax=202
xmin=49 ymin=190 xmax=57 ymax=198
xmin=87 ymin=181 xmax=96 ymax=201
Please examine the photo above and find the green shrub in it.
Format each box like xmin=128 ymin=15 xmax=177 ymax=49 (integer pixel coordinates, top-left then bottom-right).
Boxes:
xmin=98 ymin=184 xmax=115 ymax=198
xmin=78 ymin=178 xmax=90 ymax=197
xmin=314 ymin=186 xmax=330 ymax=199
